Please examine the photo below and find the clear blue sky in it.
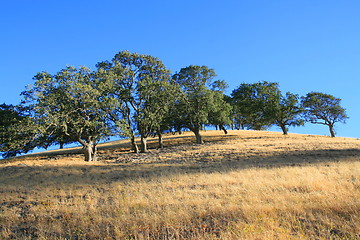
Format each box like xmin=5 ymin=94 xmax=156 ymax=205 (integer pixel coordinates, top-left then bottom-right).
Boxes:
xmin=1 ymin=0 xmax=359 ymax=138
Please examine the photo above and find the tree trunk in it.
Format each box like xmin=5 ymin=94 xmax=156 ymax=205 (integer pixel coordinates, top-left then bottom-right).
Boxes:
xmin=140 ymin=135 xmax=147 ymax=153
xmin=59 ymin=142 xmax=64 ymax=149
xmin=280 ymin=124 xmax=288 ymax=135
xmin=329 ymin=124 xmax=336 ymax=137
xmin=131 ymin=135 xmax=139 ymax=153
xmin=92 ymin=144 xmax=98 ymax=161
xmin=124 ymin=103 xmax=139 ymax=153
xmin=219 ymin=125 xmax=228 ymax=134
xmin=157 ymin=131 xmax=164 ymax=149
xmin=194 ymin=128 xmax=204 ymax=144
xmin=84 ymin=142 xmax=94 ymax=161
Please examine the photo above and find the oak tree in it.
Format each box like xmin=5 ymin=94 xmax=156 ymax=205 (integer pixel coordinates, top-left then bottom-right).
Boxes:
xmin=172 ymin=65 xmax=232 ymax=144
xmin=21 ymin=66 xmax=116 ymax=161
xmin=97 ymin=51 xmax=178 ymax=152
xmin=301 ymin=92 xmax=348 ymax=137
xmin=231 ymin=81 xmax=281 ymax=130
xmin=274 ymin=92 xmax=304 ymax=135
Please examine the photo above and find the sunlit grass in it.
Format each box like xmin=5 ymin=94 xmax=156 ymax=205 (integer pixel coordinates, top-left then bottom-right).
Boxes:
xmin=1 ymin=130 xmax=359 ymax=239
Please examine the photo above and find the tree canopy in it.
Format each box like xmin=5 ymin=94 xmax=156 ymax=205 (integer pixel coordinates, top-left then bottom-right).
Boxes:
xmin=301 ymin=92 xmax=348 ymax=137
xmin=96 ymin=50 xmax=178 ymax=152
xmin=172 ymin=65 xmax=232 ymax=144
xmin=273 ymin=92 xmax=304 ymax=135
xmin=21 ymin=66 xmax=116 ymax=161
xmin=231 ymin=81 xmax=281 ymax=130
xmin=0 ymin=104 xmax=37 ymax=158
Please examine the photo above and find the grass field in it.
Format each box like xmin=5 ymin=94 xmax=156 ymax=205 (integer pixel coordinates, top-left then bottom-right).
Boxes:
xmin=1 ymin=130 xmax=359 ymax=239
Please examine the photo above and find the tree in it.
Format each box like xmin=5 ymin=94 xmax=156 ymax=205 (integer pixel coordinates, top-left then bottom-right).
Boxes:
xmin=224 ymin=94 xmax=245 ymax=130
xmin=301 ymin=92 xmax=348 ymax=137
xmin=208 ymin=82 xmax=233 ymax=134
xmin=0 ymin=104 xmax=38 ymax=158
xmin=274 ymin=92 xmax=304 ymax=135
xmin=97 ymin=51 xmax=178 ymax=153
xmin=136 ymin=74 xmax=179 ymax=152
xmin=21 ymin=66 xmax=116 ymax=161
xmin=172 ymin=65 xmax=232 ymax=144
xmin=231 ymin=81 xmax=281 ymax=130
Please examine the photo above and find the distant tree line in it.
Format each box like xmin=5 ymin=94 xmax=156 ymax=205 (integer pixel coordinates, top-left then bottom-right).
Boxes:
xmin=0 ymin=51 xmax=348 ymax=160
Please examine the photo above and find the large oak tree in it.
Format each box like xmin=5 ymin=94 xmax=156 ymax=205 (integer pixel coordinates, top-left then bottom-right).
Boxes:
xmin=21 ymin=66 xmax=116 ymax=161
xmin=97 ymin=51 xmax=178 ymax=153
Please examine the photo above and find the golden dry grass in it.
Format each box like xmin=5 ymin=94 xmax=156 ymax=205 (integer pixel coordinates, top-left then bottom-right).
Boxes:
xmin=0 ymin=130 xmax=359 ymax=239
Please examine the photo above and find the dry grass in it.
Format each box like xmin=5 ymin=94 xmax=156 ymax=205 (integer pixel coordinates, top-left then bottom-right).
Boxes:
xmin=0 ymin=130 xmax=360 ymax=239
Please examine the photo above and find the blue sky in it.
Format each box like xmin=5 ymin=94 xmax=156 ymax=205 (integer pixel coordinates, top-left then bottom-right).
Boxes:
xmin=1 ymin=0 xmax=359 ymax=138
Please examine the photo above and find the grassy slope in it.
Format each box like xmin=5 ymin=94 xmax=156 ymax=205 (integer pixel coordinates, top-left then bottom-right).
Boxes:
xmin=0 ymin=130 xmax=360 ymax=239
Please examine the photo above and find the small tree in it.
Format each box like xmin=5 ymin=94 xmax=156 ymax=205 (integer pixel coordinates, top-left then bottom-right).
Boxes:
xmin=301 ymin=92 xmax=348 ymax=137
xmin=224 ymin=94 xmax=245 ymax=130
xmin=172 ymin=65 xmax=232 ymax=144
xmin=208 ymin=81 xmax=233 ymax=134
xmin=231 ymin=81 xmax=281 ymax=130
xmin=274 ymin=92 xmax=304 ymax=135
xmin=21 ymin=66 xmax=116 ymax=161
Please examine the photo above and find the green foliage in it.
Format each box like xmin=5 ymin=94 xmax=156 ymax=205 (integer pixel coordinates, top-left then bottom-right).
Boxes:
xmin=274 ymin=92 xmax=304 ymax=135
xmin=231 ymin=81 xmax=281 ymax=130
xmin=97 ymin=51 xmax=178 ymax=152
xmin=301 ymin=92 xmax=348 ymax=137
xmin=0 ymin=104 xmax=37 ymax=158
xmin=174 ymin=65 xmax=216 ymax=92
xmin=21 ymin=66 xmax=116 ymax=160
xmin=137 ymin=78 xmax=179 ymax=133
xmin=210 ymin=80 xmax=229 ymax=92
xmin=207 ymin=91 xmax=233 ymax=132
xmin=172 ymin=65 xmax=232 ymax=143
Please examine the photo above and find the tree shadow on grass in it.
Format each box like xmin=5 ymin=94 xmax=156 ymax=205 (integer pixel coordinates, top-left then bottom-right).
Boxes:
xmin=1 ymin=143 xmax=359 ymax=188
xmin=1 ymin=132 xmax=238 ymax=162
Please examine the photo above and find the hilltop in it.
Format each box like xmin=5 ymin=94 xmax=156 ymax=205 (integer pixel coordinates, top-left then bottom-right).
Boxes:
xmin=1 ymin=130 xmax=359 ymax=239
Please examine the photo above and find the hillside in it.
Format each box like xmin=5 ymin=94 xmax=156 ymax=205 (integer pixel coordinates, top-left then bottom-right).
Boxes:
xmin=1 ymin=130 xmax=360 ymax=239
